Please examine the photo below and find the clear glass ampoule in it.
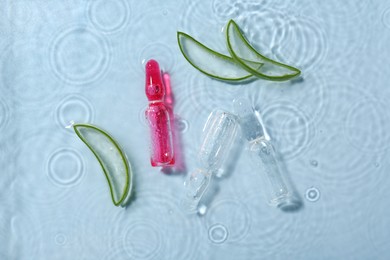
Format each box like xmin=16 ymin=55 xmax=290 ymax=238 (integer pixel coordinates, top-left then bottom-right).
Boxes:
xmin=234 ymin=98 xmax=291 ymax=207
xmin=182 ymin=110 xmax=239 ymax=213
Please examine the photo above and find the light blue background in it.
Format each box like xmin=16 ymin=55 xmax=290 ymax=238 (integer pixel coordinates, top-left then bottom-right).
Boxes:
xmin=1 ymin=0 xmax=389 ymax=259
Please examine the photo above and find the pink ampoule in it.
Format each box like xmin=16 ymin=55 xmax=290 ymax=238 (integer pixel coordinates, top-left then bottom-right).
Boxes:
xmin=145 ymin=59 xmax=175 ymax=167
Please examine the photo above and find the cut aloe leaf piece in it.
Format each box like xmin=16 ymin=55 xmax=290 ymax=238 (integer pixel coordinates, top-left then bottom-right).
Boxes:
xmin=177 ymin=31 xmax=263 ymax=81
xmin=226 ymin=20 xmax=301 ymax=81
xmin=74 ymin=124 xmax=132 ymax=207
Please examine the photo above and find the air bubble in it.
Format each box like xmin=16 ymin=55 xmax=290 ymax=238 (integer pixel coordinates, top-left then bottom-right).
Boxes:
xmin=198 ymin=204 xmax=207 ymax=216
xmin=208 ymin=224 xmax=228 ymax=244
xmin=55 ymin=233 xmax=67 ymax=245
xmin=310 ymin=160 xmax=318 ymax=167
xmin=305 ymin=187 xmax=320 ymax=202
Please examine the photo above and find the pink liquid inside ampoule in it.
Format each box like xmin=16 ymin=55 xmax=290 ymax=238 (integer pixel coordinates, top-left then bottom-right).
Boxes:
xmin=145 ymin=59 xmax=175 ymax=167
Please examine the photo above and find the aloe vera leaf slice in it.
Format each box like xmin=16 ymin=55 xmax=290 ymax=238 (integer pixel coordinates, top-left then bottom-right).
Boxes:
xmin=177 ymin=31 xmax=263 ymax=81
xmin=73 ymin=124 xmax=132 ymax=206
xmin=226 ymin=20 xmax=301 ymax=81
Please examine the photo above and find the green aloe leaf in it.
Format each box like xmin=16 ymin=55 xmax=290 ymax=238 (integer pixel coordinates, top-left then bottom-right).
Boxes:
xmin=226 ymin=19 xmax=301 ymax=81
xmin=177 ymin=31 xmax=263 ymax=81
xmin=74 ymin=124 xmax=132 ymax=207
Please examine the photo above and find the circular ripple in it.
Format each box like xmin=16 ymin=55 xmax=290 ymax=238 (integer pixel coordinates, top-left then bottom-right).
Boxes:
xmin=305 ymin=187 xmax=320 ymax=202
xmin=176 ymin=117 xmax=189 ymax=133
xmin=1 ymin=0 xmax=33 ymax=27
xmin=250 ymin=69 xmax=329 ymax=128
xmin=309 ymin=0 xmax=371 ymax=20
xmin=124 ymin=220 xmax=162 ymax=259
xmin=88 ymin=0 xmax=130 ymax=33
xmin=310 ymin=160 xmax=319 ymax=167
xmin=126 ymin=5 xmax=179 ymax=74
xmin=181 ymin=1 xmax=220 ymax=35
xmin=283 ymin=187 xmax=335 ymax=257
xmin=174 ymin=85 xmax=213 ymax=143
xmin=382 ymin=7 xmax=390 ymax=29
xmin=1 ymin=39 xmax=58 ymax=107
xmin=55 ymin=95 xmax=94 ymax=132
xmin=241 ymin=192 xmax=299 ymax=257
xmin=76 ymin=188 xmax=202 ymax=260
xmin=0 ymin=99 xmax=10 ymax=130
xmin=205 ymin=199 xmax=251 ymax=242
xmin=47 ymin=148 xmax=84 ymax=187
xmin=212 ymin=0 xmax=239 ymax=20
xmin=261 ymin=101 xmax=313 ymax=160
xmin=235 ymin=8 xmax=289 ymax=59
xmin=139 ymin=43 xmax=176 ymax=73
xmin=10 ymin=208 xmax=43 ymax=259
xmin=50 ymin=26 xmax=110 ymax=85
xmin=273 ymin=15 xmax=328 ymax=73
xmin=121 ymin=190 xmax=202 ymax=259
xmin=55 ymin=233 xmax=67 ymax=245
xmin=33 ymin=211 xmax=81 ymax=259
xmin=14 ymin=131 xmax=72 ymax=206
xmin=138 ymin=105 xmax=148 ymax=126
xmin=344 ymin=97 xmax=390 ymax=154
xmin=208 ymin=223 xmax=229 ymax=244
xmin=311 ymin=84 xmax=386 ymax=192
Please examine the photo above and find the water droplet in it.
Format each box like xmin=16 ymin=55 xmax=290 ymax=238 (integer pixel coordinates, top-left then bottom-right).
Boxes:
xmin=305 ymin=187 xmax=320 ymax=202
xmin=215 ymin=169 xmax=224 ymax=178
xmin=162 ymin=9 xmax=168 ymax=16
xmin=176 ymin=118 xmax=188 ymax=133
xmin=310 ymin=160 xmax=318 ymax=167
xmin=198 ymin=204 xmax=207 ymax=216
xmin=208 ymin=224 xmax=228 ymax=244
xmin=65 ymin=120 xmax=75 ymax=129
xmin=55 ymin=233 xmax=67 ymax=245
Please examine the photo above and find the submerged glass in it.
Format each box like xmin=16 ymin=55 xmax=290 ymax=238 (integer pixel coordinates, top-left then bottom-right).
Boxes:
xmin=183 ymin=110 xmax=239 ymax=213
xmin=234 ymin=98 xmax=290 ymax=207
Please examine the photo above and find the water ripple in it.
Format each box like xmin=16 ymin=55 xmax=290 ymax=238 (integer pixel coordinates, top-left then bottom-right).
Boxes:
xmin=382 ymin=7 xmax=390 ymax=29
xmin=305 ymin=187 xmax=320 ymax=202
xmin=32 ymin=212 xmax=81 ymax=258
xmin=14 ymin=131 xmax=73 ymax=206
xmin=212 ymin=0 xmax=240 ymax=21
xmin=283 ymin=187 xmax=334 ymax=257
xmin=50 ymin=25 xmax=111 ymax=85
xmin=0 ymin=39 xmax=59 ymax=108
xmin=138 ymin=43 xmax=176 ymax=73
xmin=208 ymin=223 xmax=229 ymax=244
xmin=261 ymin=101 xmax=314 ymax=160
xmin=126 ymin=5 xmax=180 ymax=74
xmin=76 ymin=188 xmax=202 ymax=259
xmin=273 ymin=15 xmax=328 ymax=73
xmin=47 ymin=148 xmax=85 ymax=188
xmin=181 ymin=1 xmax=220 ymax=36
xmin=0 ymin=0 xmax=33 ymax=29
xmin=121 ymin=189 xmax=203 ymax=259
xmin=205 ymin=199 xmax=251 ymax=242
xmin=308 ymin=0 xmax=371 ymax=20
xmin=344 ymin=96 xmax=390 ymax=154
xmin=235 ymin=8 xmax=288 ymax=59
xmin=10 ymin=207 xmax=43 ymax=259
xmin=124 ymin=219 xmax=162 ymax=259
xmin=246 ymin=77 xmax=328 ymax=133
xmin=309 ymin=84 xmax=386 ymax=192
xmin=241 ymin=192 xmax=299 ymax=257
xmin=55 ymin=94 xmax=94 ymax=133
xmin=87 ymin=0 xmax=131 ymax=33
